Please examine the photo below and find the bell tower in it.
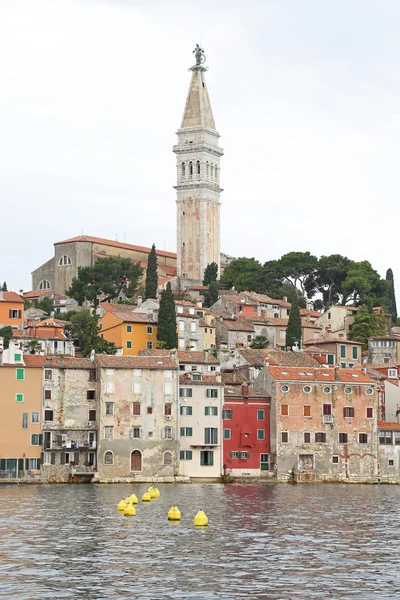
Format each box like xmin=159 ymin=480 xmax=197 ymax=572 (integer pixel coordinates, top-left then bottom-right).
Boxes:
xmin=173 ymin=45 xmax=223 ymax=284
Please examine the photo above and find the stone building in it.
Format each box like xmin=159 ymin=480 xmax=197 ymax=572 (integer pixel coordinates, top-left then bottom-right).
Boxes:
xmin=256 ymin=366 xmax=377 ymax=482
xmin=368 ymin=336 xmax=400 ymax=364
xmin=176 ymin=300 xmax=203 ymax=350
xmin=303 ymin=337 xmax=362 ymax=368
xmin=213 ymin=315 xmax=255 ymax=350
xmin=377 ymin=420 xmax=400 ymax=481
xmin=95 ymin=355 xmax=179 ymax=480
xmin=173 ymin=48 xmax=223 ymax=284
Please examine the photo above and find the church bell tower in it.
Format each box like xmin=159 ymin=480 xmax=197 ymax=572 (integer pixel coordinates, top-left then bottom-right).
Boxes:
xmin=173 ymin=45 xmax=223 ymax=284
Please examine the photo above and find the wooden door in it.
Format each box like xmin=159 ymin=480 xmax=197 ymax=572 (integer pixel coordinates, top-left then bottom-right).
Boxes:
xmin=131 ymin=450 xmax=142 ymax=471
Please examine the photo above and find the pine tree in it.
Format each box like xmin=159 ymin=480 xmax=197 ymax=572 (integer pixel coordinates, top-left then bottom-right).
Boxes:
xmin=145 ymin=244 xmax=158 ymax=300
xmin=285 ymin=294 xmax=302 ymax=349
xmin=348 ymin=304 xmax=386 ymax=349
xmin=203 ymin=262 xmax=218 ymax=286
xmin=157 ymin=282 xmax=177 ymax=349
xmin=203 ymin=280 xmax=219 ymax=308
xmin=386 ymin=268 xmax=397 ymax=323
xmin=2 ymin=282 xmax=7 ymax=291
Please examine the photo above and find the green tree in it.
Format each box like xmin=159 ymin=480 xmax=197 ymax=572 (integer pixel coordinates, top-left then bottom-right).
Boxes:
xmin=386 ymin=268 xmax=397 ymax=323
xmin=67 ymin=256 xmax=142 ymax=308
xmin=0 ymin=326 xmax=13 ymax=349
xmin=34 ymin=296 xmax=54 ymax=315
xmin=220 ymin=257 xmax=263 ymax=292
xmin=70 ymin=310 xmax=116 ymax=356
xmin=156 ymin=282 xmax=177 ymax=349
xmin=2 ymin=282 xmax=7 ymax=291
xmin=145 ymin=244 xmax=158 ymax=300
xmin=24 ymin=339 xmax=42 ymax=354
xmin=54 ymin=310 xmax=77 ymax=322
xmin=341 ymin=261 xmax=389 ymax=307
xmin=348 ymin=304 xmax=386 ymax=349
xmin=285 ymin=295 xmax=302 ymax=350
xmin=250 ymin=335 xmax=269 ymax=349
xmin=203 ymin=280 xmax=220 ymax=308
xmin=309 ymin=254 xmax=351 ymax=307
xmin=203 ymin=262 xmax=218 ymax=286
xmin=277 ymin=251 xmax=318 ymax=293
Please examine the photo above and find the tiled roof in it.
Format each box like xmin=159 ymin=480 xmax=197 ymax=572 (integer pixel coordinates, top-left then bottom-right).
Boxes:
xmin=378 ymin=420 xmax=400 ymax=431
xmin=42 ymin=357 xmax=94 ymax=369
xmin=221 ymin=372 xmax=247 ymax=385
xmin=21 ymin=356 xmax=47 ymax=367
xmin=100 ymin=303 xmax=136 ymax=314
xmin=365 ymin=367 xmax=387 ymax=380
xmin=236 ymin=348 xmax=318 ymax=368
xmin=267 ymin=366 xmax=373 ymax=383
xmin=138 ymin=349 xmax=172 ymax=357
xmin=304 ymin=338 xmax=362 ymax=346
xmin=366 ymin=362 xmax=400 ymax=370
xmin=175 ymin=300 xmax=196 ymax=307
xmin=264 ymin=318 xmax=288 ymax=327
xmin=13 ymin=330 xmax=67 ymax=341
xmin=178 ymin=351 xmax=219 ymax=364
xmin=369 ymin=335 xmax=400 ymax=341
xmin=0 ymin=292 xmax=24 ymax=303
xmin=109 ymin=311 xmax=158 ymax=324
xmin=301 ymin=320 xmax=322 ymax=330
xmin=55 ymin=235 xmax=177 ymax=259
xmin=22 ymin=290 xmax=51 ymax=299
xmin=96 ymin=355 xmax=178 ymax=369
xmin=241 ymin=291 xmax=291 ymax=308
xmin=221 ymin=319 xmax=254 ymax=332
xmin=186 ymin=286 xmax=208 ymax=290
xmin=179 ymin=373 xmax=223 ymax=386
xmin=224 ymin=385 xmax=270 ymax=399
xmin=300 ymin=308 xmax=323 ymax=318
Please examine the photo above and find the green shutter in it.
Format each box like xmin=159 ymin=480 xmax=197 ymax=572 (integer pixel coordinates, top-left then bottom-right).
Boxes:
xmin=14 ymin=354 xmax=21 ymax=361
xmin=180 ymin=450 xmax=184 ymax=459
xmin=209 ymin=451 xmax=214 ymax=466
xmin=340 ymin=345 xmax=346 ymax=358
xmin=257 ymin=409 xmax=264 ymax=420
xmin=16 ymin=369 xmax=24 ymax=381
xmin=327 ymin=355 xmax=334 ymax=365
xmin=352 ymin=346 xmax=358 ymax=359
xmin=200 ymin=451 xmax=205 ymax=466
xmin=16 ymin=394 xmax=23 ymax=403
xmin=188 ymin=451 xmax=192 ymax=460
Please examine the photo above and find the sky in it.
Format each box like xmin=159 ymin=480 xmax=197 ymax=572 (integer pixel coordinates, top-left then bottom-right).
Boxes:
xmin=1 ymin=0 xmax=400 ymax=293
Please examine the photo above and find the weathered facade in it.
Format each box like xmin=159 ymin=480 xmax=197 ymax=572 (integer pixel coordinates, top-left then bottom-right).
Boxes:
xmin=377 ymin=420 xmax=400 ymax=481
xmin=304 ymin=337 xmax=362 ymax=368
xmin=213 ymin=316 xmax=255 ymax=350
xmin=368 ymin=336 xmax=400 ymax=365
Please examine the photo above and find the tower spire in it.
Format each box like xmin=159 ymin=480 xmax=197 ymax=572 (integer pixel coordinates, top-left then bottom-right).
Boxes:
xmin=181 ymin=46 xmax=215 ymax=129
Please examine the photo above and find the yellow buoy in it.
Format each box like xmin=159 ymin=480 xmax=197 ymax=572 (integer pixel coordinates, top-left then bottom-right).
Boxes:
xmin=154 ymin=488 xmax=160 ymax=498
xmin=124 ymin=497 xmax=132 ymax=503
xmin=149 ymin=489 xmax=157 ymax=499
xmin=142 ymin=492 xmax=151 ymax=502
xmin=129 ymin=494 xmax=138 ymax=504
xmin=194 ymin=510 xmax=208 ymax=527
xmin=168 ymin=505 xmax=181 ymax=521
xmin=117 ymin=499 xmax=127 ymax=511
xmin=124 ymin=504 xmax=136 ymax=517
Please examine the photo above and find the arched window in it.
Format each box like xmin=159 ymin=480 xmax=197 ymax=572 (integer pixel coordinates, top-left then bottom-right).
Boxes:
xmin=58 ymin=255 xmax=72 ymax=266
xmin=163 ymin=451 xmax=173 ymax=465
xmin=39 ymin=280 xmax=51 ymax=290
xmin=210 ymin=164 xmax=214 ymax=180
xmin=104 ymin=451 xmax=113 ymax=465
xmin=181 ymin=162 xmax=185 ymax=178
xmin=206 ymin=161 xmax=209 ymax=179
xmin=189 ymin=161 xmax=193 ymax=177
xmin=131 ymin=449 xmax=142 ymax=471
xmin=215 ymin=166 xmax=218 ymax=182
xmin=196 ymin=160 xmax=201 ymax=175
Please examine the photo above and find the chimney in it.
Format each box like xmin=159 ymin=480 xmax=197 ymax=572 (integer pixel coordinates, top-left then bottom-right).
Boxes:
xmin=137 ymin=295 xmax=143 ymax=307
xmin=325 ymin=326 xmax=332 ymax=340
xmin=241 ymin=381 xmax=249 ymax=397
xmin=170 ymin=349 xmax=178 ymax=364
xmin=283 ymin=296 xmax=287 ymax=303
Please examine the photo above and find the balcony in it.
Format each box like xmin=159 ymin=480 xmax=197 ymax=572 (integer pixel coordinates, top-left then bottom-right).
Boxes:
xmin=322 ymin=415 xmax=333 ymax=425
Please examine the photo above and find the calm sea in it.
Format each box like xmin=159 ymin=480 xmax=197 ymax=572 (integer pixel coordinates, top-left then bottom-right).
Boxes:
xmin=0 ymin=482 xmax=399 ymax=599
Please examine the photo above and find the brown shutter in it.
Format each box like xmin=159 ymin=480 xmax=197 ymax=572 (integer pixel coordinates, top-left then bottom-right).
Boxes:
xmin=60 ymin=452 xmax=65 ymax=465
xmin=74 ymin=453 xmax=80 ymax=465
xmin=51 ymin=452 xmax=56 ymax=465
xmin=40 ymin=452 xmax=44 ymax=466
xmin=18 ymin=310 xmax=22 ymax=318
xmin=8 ymin=309 xmax=12 ymax=318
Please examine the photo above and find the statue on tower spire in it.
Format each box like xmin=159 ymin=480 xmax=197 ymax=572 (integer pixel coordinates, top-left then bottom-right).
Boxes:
xmin=193 ymin=44 xmax=206 ymax=66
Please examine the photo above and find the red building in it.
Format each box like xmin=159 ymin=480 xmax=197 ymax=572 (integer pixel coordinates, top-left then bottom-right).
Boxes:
xmin=222 ymin=382 xmax=272 ymax=477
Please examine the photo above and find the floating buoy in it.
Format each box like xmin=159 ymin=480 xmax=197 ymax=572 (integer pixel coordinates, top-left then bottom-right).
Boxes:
xmin=124 ymin=497 xmax=132 ymax=503
xmin=117 ymin=499 xmax=127 ymax=511
xmin=149 ymin=488 xmax=157 ymax=499
xmin=129 ymin=494 xmax=138 ymax=504
xmin=194 ymin=510 xmax=208 ymax=527
xmin=124 ymin=504 xmax=136 ymax=517
xmin=154 ymin=488 xmax=160 ymax=498
xmin=142 ymin=492 xmax=151 ymax=502
xmin=168 ymin=505 xmax=181 ymax=521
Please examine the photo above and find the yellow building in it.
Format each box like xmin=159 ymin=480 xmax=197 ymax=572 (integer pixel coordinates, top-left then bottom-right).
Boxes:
xmin=0 ymin=347 xmax=43 ymax=478
xmin=99 ymin=305 xmax=158 ymax=355
xmin=199 ymin=315 xmax=216 ymax=349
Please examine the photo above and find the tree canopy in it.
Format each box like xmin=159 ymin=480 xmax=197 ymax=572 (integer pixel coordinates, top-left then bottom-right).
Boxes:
xmin=203 ymin=280 xmax=220 ymax=308
xmin=2 ymin=282 xmax=7 ymax=291
xmin=34 ymin=296 xmax=54 ymax=315
xmin=67 ymin=256 xmax=142 ymax=308
xmin=220 ymin=257 xmax=263 ymax=292
xmin=250 ymin=335 xmax=269 ymax=349
xmin=386 ymin=268 xmax=397 ymax=323
xmin=285 ymin=294 xmax=302 ymax=349
xmin=203 ymin=263 xmax=218 ymax=286
xmin=0 ymin=326 xmax=13 ymax=349
xmin=348 ymin=305 xmax=386 ymax=350
xmin=145 ymin=244 xmax=158 ymax=300
xmin=156 ymin=282 xmax=177 ymax=349
xmin=69 ymin=310 xmax=116 ymax=357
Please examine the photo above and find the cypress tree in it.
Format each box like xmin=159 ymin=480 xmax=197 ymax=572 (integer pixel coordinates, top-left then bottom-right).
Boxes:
xmin=145 ymin=244 xmax=158 ymax=300
xmin=285 ymin=294 xmax=302 ymax=350
xmin=203 ymin=262 xmax=218 ymax=286
xmin=2 ymin=282 xmax=7 ymax=291
xmin=203 ymin=280 xmax=220 ymax=308
xmin=156 ymin=282 xmax=177 ymax=349
xmin=386 ymin=268 xmax=397 ymax=323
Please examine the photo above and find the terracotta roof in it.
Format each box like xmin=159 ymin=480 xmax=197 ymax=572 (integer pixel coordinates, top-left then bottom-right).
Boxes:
xmin=267 ymin=366 xmax=373 ymax=383
xmin=175 ymin=300 xmax=196 ymax=307
xmin=224 ymin=386 xmax=270 ymax=400
xmin=221 ymin=319 xmax=254 ymax=332
xmin=365 ymin=367 xmax=387 ymax=380
xmin=55 ymin=235 xmax=177 ymax=259
xmin=369 ymin=335 xmax=400 ymax=341
xmin=100 ymin=303 xmax=136 ymax=314
xmin=304 ymin=338 xmax=362 ymax=346
xmin=22 ymin=356 xmax=47 ymax=367
xmin=366 ymin=362 xmax=400 ymax=370
xmin=0 ymin=292 xmax=24 ymax=303
xmin=42 ymin=357 xmax=93 ymax=369
xmin=186 ymin=286 xmax=208 ymax=290
xmin=221 ymin=372 xmax=247 ymax=385
xmin=105 ymin=311 xmax=158 ymax=324
xmin=300 ymin=308 xmax=323 ymax=318
xmin=179 ymin=373 xmax=223 ymax=386
xmin=138 ymin=349 xmax=172 ymax=357
xmin=301 ymin=320 xmax=322 ymax=330
xmin=265 ymin=318 xmax=288 ymax=327
xmin=13 ymin=330 xmax=68 ymax=341
xmin=378 ymin=420 xmax=400 ymax=431
xmin=241 ymin=291 xmax=291 ymax=308
xmin=22 ymin=290 xmax=51 ymax=299
xmin=178 ymin=351 xmax=219 ymax=364
xmin=236 ymin=348 xmax=318 ymax=368
xmin=96 ymin=355 xmax=177 ymax=369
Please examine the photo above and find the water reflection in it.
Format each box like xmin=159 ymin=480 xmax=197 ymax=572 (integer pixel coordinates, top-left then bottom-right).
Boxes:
xmin=1 ymin=483 xmax=400 ymax=598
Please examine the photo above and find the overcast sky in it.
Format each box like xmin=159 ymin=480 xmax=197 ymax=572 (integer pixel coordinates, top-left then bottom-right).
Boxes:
xmin=1 ymin=0 xmax=399 ymax=293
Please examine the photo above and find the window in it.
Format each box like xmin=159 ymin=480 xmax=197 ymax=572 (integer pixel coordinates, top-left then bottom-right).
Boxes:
xmin=340 ymin=345 xmax=346 ymax=358
xmin=209 ymin=366 xmax=216 ymax=372
xmin=389 ymin=460 xmax=394 ymax=467
xmin=147 ymin=341 xmax=153 ymax=349
xmin=58 ymin=255 xmax=72 ymax=266
xmin=104 ymin=426 xmax=114 ymax=439
xmin=180 ymin=427 xmax=193 ymax=436
xmin=323 ymin=404 xmax=332 ymax=416
xmin=178 ymin=321 xmax=185 ymax=331
xmin=22 ymin=413 xmax=28 ymax=429
xmin=104 ymin=451 xmax=113 ymax=465
xmin=14 ymin=353 xmax=21 ymax=362
xmin=315 ymin=432 xmax=326 ymax=443
xmin=344 ymin=387 xmax=352 ymax=395
xmin=190 ymin=322 xmax=197 ymax=333
xmin=281 ymin=404 xmax=289 ymax=416
xmin=126 ymin=325 xmax=132 ymax=333
xmin=327 ymin=355 xmax=334 ymax=365
xmin=206 ymin=389 xmax=218 ymax=398
xmin=358 ymin=433 xmax=368 ymax=444
xmin=181 ymin=162 xmax=185 ymax=178
xmin=106 ymin=368 xmax=114 ymax=377
xmin=279 ymin=330 xmax=286 ymax=340
xmin=388 ymin=369 xmax=398 ymax=379
xmin=379 ymin=431 xmax=392 ymax=445
xmin=180 ymin=405 xmax=192 ymax=415
xmin=180 ymin=450 xmax=192 ymax=460
xmin=133 ymin=383 xmax=141 ymax=394
xmin=343 ymin=406 xmax=354 ymax=418
xmin=132 ymin=403 xmax=141 ymax=416
xmin=200 ymin=450 xmax=214 ymax=466
xmin=303 ymin=386 xmax=312 ymax=393
xmin=44 ymin=369 xmax=53 ymax=380
xmin=163 ymin=451 xmax=173 ymax=465
xmin=281 ymin=431 xmax=289 ymax=443
xmin=16 ymin=393 xmax=24 ymax=403
xmin=332 ymin=456 xmax=339 ymax=464
xmin=164 ymin=370 xmax=172 ymax=379
xmin=205 ymin=428 xmax=218 ymax=444
xmin=44 ymin=389 xmax=51 ymax=400
xmin=39 ymin=280 xmax=51 ymax=290
xmin=304 ymin=432 xmax=311 ymax=443
xmin=31 ymin=434 xmax=42 ymax=446
xmin=192 ymin=373 xmax=202 ymax=381
xmin=352 ymin=346 xmax=358 ymax=360
xmin=106 ymin=381 xmax=115 ymax=394
xmin=304 ymin=405 xmax=311 ymax=417
xmin=87 ymin=390 xmax=95 ymax=400
xmin=163 ymin=427 xmax=173 ymax=439
xmin=43 ymin=452 xmax=52 ymax=465
xmin=126 ymin=340 xmax=132 ymax=349
xmin=16 ymin=368 xmax=25 ymax=381
xmin=395 ymin=432 xmax=400 ymax=445
xmin=25 ymin=458 xmax=41 ymax=470
xmin=281 ymin=385 xmax=289 ymax=393
xmin=147 ymin=407 xmax=153 ymax=414
xmin=163 ymin=383 xmax=172 ymax=396
xmin=105 ymin=402 xmax=114 ymax=416
xmin=44 ymin=409 xmax=53 ymax=421
xmin=132 ymin=427 xmax=141 ymax=439
xmin=323 ymin=386 xmax=331 ymax=394
xmin=341 ymin=363 xmax=347 ymax=369
xmin=224 ymin=428 xmax=231 ymax=439
xmin=32 ymin=412 xmax=39 ymax=423
xmin=222 ymin=409 xmax=232 ymax=420
xmin=180 ymin=388 xmax=192 ymax=398
xmin=230 ymin=451 xmax=239 ymax=458
xmin=366 ymin=407 xmax=373 ymax=419
xmin=257 ymin=429 xmax=265 ymax=440
xmin=205 ymin=406 xmax=218 ymax=416
xmin=147 ymin=326 xmax=153 ymax=334
xmin=87 ymin=410 xmax=96 ymax=422
xmin=339 ymin=432 xmax=348 ymax=444
xmin=348 ymin=363 xmax=355 ymax=368
xmin=239 ymin=451 xmax=250 ymax=459
xmin=164 ymin=403 xmax=172 ymax=416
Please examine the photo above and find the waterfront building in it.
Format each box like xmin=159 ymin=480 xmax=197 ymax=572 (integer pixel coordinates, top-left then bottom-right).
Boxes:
xmin=96 ymin=355 xmax=179 ymax=479
xmin=222 ymin=382 xmax=271 ymax=477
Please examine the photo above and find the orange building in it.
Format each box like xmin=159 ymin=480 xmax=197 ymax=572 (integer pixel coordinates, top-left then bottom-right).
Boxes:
xmin=0 ymin=347 xmax=44 ymax=478
xmin=99 ymin=304 xmax=158 ymax=355
xmin=0 ymin=291 xmax=24 ymax=329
